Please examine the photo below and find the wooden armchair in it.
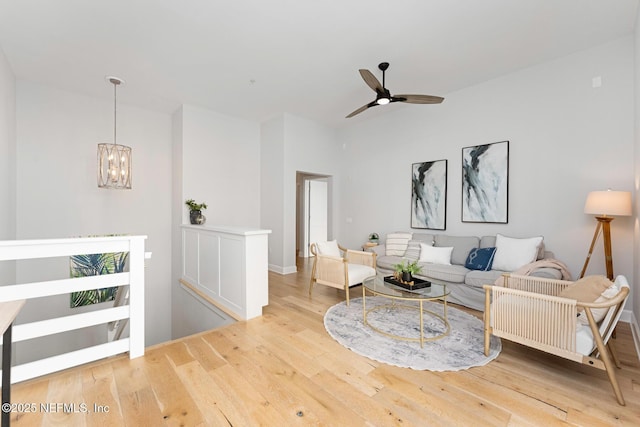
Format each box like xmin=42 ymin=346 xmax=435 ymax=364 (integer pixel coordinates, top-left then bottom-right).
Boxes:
xmin=483 ymin=274 xmax=630 ymax=405
xmin=309 ymin=241 xmax=377 ymax=306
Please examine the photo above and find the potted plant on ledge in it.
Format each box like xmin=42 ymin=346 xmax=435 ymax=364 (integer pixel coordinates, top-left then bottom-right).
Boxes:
xmin=185 ymin=199 xmax=207 ymax=225
xmin=392 ymin=259 xmax=423 ymax=283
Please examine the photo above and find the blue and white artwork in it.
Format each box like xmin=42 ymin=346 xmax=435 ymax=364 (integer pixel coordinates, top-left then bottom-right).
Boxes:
xmin=462 ymin=141 xmax=509 ymax=223
xmin=411 ymin=160 xmax=447 ymax=230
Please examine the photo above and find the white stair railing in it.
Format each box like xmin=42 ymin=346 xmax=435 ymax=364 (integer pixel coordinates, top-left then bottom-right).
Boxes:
xmin=0 ymin=235 xmax=147 ymax=384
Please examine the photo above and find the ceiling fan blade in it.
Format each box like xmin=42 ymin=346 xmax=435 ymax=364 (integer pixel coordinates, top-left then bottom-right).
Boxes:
xmin=359 ymin=69 xmax=383 ymax=92
xmin=394 ymin=94 xmax=444 ymax=104
xmin=346 ymin=101 xmax=377 ymax=118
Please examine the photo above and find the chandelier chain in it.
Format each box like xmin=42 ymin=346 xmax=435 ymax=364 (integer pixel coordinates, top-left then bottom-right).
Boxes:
xmin=113 ymin=80 xmax=117 ymax=145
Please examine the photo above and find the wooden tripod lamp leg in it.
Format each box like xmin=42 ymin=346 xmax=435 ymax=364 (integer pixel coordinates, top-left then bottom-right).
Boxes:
xmin=600 ymin=217 xmax=614 ymax=281
xmin=580 ymin=221 xmax=602 ymax=279
xmin=580 ymin=217 xmax=615 ymax=280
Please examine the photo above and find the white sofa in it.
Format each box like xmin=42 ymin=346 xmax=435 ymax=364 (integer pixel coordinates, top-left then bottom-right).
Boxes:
xmin=369 ymin=232 xmax=567 ymax=311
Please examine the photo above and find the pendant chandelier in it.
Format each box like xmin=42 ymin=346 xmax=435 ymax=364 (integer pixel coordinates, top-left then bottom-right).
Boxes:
xmin=98 ymin=76 xmax=132 ymax=189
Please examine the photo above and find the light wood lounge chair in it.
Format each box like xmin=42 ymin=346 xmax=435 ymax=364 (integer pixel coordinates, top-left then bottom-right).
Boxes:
xmin=483 ymin=274 xmax=630 ymax=405
xmin=309 ymin=241 xmax=376 ymax=306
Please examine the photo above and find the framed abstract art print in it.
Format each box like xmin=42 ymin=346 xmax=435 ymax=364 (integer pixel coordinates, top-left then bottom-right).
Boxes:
xmin=411 ymin=159 xmax=447 ymax=230
xmin=461 ymin=141 xmax=509 ymax=223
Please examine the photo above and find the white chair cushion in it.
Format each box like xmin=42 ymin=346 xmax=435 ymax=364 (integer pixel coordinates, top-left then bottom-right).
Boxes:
xmin=419 ymin=244 xmax=453 ymax=265
xmin=385 ymin=232 xmax=412 ymax=256
xmin=492 ymin=234 xmax=543 ymax=271
xmin=316 ymin=240 xmax=341 ymax=257
xmin=576 ymin=324 xmax=595 ymax=356
xmin=347 ymin=264 xmax=376 ymax=287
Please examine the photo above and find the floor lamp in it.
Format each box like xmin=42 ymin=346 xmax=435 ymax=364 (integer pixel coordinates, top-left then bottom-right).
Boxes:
xmin=580 ymin=190 xmax=632 ymax=280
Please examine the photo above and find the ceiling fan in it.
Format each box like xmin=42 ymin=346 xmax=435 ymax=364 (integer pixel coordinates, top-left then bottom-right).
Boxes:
xmin=346 ymin=62 xmax=444 ymax=118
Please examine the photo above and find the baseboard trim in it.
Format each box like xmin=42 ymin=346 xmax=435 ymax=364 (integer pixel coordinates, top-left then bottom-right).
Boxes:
xmin=626 ymin=310 xmax=640 ymax=364
xmin=268 ymin=264 xmax=298 ymax=275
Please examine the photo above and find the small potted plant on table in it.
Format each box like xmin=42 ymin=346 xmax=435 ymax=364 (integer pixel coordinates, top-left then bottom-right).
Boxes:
xmin=185 ymin=199 xmax=207 ymax=225
xmin=392 ymin=260 xmax=423 ymax=283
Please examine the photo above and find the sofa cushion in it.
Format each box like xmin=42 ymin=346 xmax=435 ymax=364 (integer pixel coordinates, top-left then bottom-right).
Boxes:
xmin=411 ymin=233 xmax=436 ymax=245
xmin=492 ymin=234 xmax=543 ymax=271
xmin=418 ymin=263 xmax=469 ymax=283
xmin=480 ymin=236 xmax=496 ymax=249
xmin=385 ymin=232 xmax=412 ymax=256
xmin=465 ymin=270 xmax=504 ymax=288
xmin=465 ymin=247 xmax=497 ymax=271
xmin=419 ymin=244 xmax=453 ymax=265
xmin=434 ymin=235 xmax=479 ymax=265
xmin=375 ymin=255 xmax=405 ymax=271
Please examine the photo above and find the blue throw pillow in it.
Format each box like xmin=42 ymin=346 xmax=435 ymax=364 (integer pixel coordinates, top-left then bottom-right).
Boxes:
xmin=465 ymin=247 xmax=497 ymax=271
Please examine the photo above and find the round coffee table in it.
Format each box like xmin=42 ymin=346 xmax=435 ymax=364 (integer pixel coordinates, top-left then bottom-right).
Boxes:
xmin=362 ymin=275 xmax=451 ymax=347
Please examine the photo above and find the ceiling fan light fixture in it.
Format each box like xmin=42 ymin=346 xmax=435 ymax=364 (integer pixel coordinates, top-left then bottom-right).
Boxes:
xmin=346 ymin=61 xmax=444 ymax=118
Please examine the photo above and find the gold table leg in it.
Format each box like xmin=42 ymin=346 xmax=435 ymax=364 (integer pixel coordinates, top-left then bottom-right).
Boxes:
xmin=362 ymin=285 xmax=366 ymax=321
xmin=419 ymin=300 xmax=424 ymax=348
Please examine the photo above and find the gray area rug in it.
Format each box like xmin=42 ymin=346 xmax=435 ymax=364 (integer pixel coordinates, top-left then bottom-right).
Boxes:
xmin=324 ymin=296 xmax=501 ymax=371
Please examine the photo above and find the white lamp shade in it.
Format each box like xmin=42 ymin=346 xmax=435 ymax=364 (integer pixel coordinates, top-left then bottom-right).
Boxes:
xmin=584 ymin=190 xmax=632 ymax=216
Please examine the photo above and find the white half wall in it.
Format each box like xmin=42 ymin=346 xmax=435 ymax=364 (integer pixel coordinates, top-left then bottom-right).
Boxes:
xmin=14 ymin=81 xmax=173 ymax=362
xmin=338 ymin=37 xmax=635 ymax=286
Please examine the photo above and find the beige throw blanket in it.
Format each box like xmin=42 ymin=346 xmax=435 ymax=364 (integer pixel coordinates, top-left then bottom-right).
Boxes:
xmin=494 ymin=258 xmax=573 ymax=286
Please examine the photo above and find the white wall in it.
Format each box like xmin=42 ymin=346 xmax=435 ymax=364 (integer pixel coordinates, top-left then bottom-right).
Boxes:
xmin=14 ymin=82 xmax=173 ymax=361
xmin=261 ymin=115 xmax=286 ymax=271
xmin=634 ymin=8 xmax=640 ymax=324
xmin=180 ymin=104 xmax=261 ymax=226
xmin=338 ymin=37 xmax=635 ymax=285
xmin=171 ymin=106 xmax=185 ymax=338
xmin=0 ymin=46 xmax=16 ymax=285
xmin=171 ymin=104 xmax=261 ymax=338
xmin=260 ymin=113 xmax=339 ymax=273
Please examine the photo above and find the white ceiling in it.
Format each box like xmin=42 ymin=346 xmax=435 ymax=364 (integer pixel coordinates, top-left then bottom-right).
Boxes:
xmin=0 ymin=0 xmax=637 ymax=128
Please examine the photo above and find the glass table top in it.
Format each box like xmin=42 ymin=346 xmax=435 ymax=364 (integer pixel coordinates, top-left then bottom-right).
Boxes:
xmin=363 ymin=275 xmax=450 ymax=300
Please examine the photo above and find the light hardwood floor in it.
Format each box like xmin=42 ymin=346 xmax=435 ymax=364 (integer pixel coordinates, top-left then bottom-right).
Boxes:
xmin=7 ymin=258 xmax=640 ymax=426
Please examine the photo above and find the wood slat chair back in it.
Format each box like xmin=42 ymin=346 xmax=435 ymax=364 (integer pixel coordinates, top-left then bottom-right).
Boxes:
xmin=483 ymin=274 xmax=630 ymax=405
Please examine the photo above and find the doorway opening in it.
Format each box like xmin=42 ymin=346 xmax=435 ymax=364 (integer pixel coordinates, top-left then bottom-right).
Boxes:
xmin=296 ymin=172 xmax=332 ymax=258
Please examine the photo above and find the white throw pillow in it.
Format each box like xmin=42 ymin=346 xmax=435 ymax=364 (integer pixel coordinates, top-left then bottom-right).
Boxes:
xmin=315 ymin=240 xmax=341 ymax=257
xmin=385 ymin=232 xmax=413 ymax=256
xmin=419 ymin=244 xmax=453 ymax=265
xmin=492 ymin=234 xmax=543 ymax=271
